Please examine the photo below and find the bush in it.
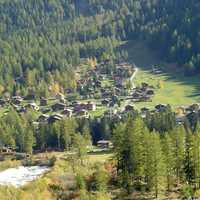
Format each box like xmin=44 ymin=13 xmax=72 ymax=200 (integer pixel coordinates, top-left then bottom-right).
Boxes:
xmin=181 ymin=184 xmax=195 ymax=199
xmin=76 ymin=174 xmax=86 ymax=190
xmin=92 ymin=164 xmax=109 ymax=192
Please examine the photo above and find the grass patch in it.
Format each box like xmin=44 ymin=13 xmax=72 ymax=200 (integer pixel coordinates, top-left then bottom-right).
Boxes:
xmin=134 ymin=69 xmax=200 ymax=109
xmin=121 ymin=40 xmax=200 ymax=109
xmin=89 ymin=106 xmax=107 ymax=118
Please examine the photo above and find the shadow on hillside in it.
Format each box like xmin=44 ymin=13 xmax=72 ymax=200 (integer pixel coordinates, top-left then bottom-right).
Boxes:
xmin=118 ymin=40 xmax=200 ymax=102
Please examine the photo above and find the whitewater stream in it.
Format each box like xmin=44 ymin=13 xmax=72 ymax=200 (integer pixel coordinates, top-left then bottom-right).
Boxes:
xmin=0 ymin=166 xmax=50 ymax=187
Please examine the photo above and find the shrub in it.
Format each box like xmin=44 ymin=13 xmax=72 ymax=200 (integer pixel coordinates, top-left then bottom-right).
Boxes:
xmin=181 ymin=184 xmax=195 ymax=199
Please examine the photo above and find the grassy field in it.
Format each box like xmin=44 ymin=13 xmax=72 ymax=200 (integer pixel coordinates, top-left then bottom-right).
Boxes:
xmin=122 ymin=40 xmax=200 ymax=109
xmin=134 ymin=69 xmax=200 ymax=109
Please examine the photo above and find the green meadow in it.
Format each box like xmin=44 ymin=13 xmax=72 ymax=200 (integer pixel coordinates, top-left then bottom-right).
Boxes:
xmin=123 ymin=40 xmax=200 ymax=109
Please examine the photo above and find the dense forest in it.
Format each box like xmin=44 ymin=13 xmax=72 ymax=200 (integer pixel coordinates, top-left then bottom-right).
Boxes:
xmin=0 ymin=0 xmax=199 ymax=96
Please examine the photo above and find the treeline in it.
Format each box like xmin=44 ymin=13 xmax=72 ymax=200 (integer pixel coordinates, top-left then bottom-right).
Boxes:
xmin=0 ymin=107 xmax=115 ymax=154
xmin=0 ymin=105 xmax=198 ymax=152
xmin=113 ymin=117 xmax=200 ymax=198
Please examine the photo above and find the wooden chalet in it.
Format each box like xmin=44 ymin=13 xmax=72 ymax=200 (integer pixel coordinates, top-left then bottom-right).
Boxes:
xmin=37 ymin=114 xmax=49 ymax=123
xmin=141 ymin=107 xmax=150 ymax=113
xmin=102 ymin=99 xmax=110 ymax=106
xmin=25 ymin=103 xmax=40 ymax=111
xmin=48 ymin=114 xmax=63 ymax=123
xmin=0 ymin=146 xmax=15 ymax=154
xmin=11 ymin=96 xmax=23 ymax=105
xmin=125 ymin=105 xmax=134 ymax=112
xmin=51 ymin=102 xmax=66 ymax=111
xmin=62 ymin=109 xmax=73 ymax=117
xmin=155 ymin=104 xmax=167 ymax=112
xmin=24 ymin=94 xmax=35 ymax=100
xmin=87 ymin=102 xmax=96 ymax=111
xmin=189 ymin=104 xmax=200 ymax=113
xmin=40 ymin=97 xmax=48 ymax=106
xmin=97 ymin=140 xmax=113 ymax=149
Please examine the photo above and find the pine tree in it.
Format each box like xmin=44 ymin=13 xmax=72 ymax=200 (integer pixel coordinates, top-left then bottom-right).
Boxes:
xmin=72 ymin=133 xmax=87 ymax=165
xmin=170 ymin=126 xmax=186 ymax=182
xmin=131 ymin=118 xmax=147 ymax=189
xmin=93 ymin=164 xmax=109 ymax=192
xmin=193 ymin=123 xmax=200 ymax=188
xmin=144 ymin=131 xmax=166 ymax=198
xmin=162 ymin=133 xmax=176 ymax=191
xmin=24 ymin=128 xmax=35 ymax=154
xmin=113 ymin=117 xmax=150 ymax=192
xmin=119 ymin=117 xmax=136 ymax=193
xmin=184 ymin=129 xmax=195 ymax=185
xmin=82 ymin=124 xmax=92 ymax=147
xmin=112 ymin=122 xmax=126 ymax=174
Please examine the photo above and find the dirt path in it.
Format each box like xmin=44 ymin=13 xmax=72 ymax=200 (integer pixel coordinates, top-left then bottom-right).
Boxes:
xmin=120 ymin=67 xmax=139 ymax=111
xmin=130 ymin=67 xmax=139 ymax=89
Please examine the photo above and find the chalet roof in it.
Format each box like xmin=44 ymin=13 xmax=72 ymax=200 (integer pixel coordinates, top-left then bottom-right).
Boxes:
xmin=40 ymin=97 xmax=47 ymax=101
xmin=55 ymin=92 xmax=65 ymax=99
xmin=97 ymin=140 xmax=112 ymax=144
xmin=38 ymin=114 xmax=49 ymax=118
xmin=78 ymin=109 xmax=88 ymax=113
xmin=53 ymin=114 xmax=64 ymax=118
xmin=52 ymin=102 xmax=66 ymax=106
xmin=125 ymin=104 xmax=134 ymax=109
xmin=141 ymin=107 xmax=150 ymax=112
xmin=48 ymin=114 xmax=63 ymax=122
xmin=63 ymin=108 xmax=73 ymax=112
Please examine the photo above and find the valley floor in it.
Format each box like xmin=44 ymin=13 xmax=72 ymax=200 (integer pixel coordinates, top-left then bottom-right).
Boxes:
xmin=123 ymin=40 xmax=200 ymax=109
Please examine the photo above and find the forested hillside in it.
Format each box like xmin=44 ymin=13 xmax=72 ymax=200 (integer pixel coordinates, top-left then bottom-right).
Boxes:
xmin=0 ymin=0 xmax=199 ymax=96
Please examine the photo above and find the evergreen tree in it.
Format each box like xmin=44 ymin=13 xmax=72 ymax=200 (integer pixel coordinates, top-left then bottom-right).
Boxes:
xmin=192 ymin=123 xmax=200 ymax=188
xmin=72 ymin=133 xmax=87 ymax=165
xmin=144 ymin=131 xmax=166 ymax=198
xmin=24 ymin=128 xmax=35 ymax=154
xmin=162 ymin=133 xmax=176 ymax=191
xmin=170 ymin=126 xmax=186 ymax=182
xmin=184 ymin=129 xmax=195 ymax=185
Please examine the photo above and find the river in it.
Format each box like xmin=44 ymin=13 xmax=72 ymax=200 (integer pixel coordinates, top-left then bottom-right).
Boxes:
xmin=0 ymin=166 xmax=50 ymax=187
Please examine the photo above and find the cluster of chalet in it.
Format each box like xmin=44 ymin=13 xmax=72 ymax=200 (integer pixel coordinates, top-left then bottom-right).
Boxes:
xmin=37 ymin=100 xmax=97 ymax=124
xmin=101 ymin=102 xmax=200 ymax=128
xmin=139 ymin=103 xmax=200 ymax=125
xmin=140 ymin=104 xmax=169 ymax=116
xmin=101 ymin=103 xmax=171 ymax=122
xmin=76 ymin=60 xmax=135 ymax=100
xmin=132 ymin=82 xmax=155 ymax=102
xmin=38 ymin=100 xmax=97 ymax=124
xmin=175 ymin=103 xmax=200 ymax=124
xmin=0 ymin=92 xmax=97 ymax=124
xmin=0 ymin=95 xmax=40 ymax=112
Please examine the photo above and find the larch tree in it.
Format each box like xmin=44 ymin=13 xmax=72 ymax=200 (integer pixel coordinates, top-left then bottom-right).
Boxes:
xmin=170 ymin=126 xmax=186 ymax=183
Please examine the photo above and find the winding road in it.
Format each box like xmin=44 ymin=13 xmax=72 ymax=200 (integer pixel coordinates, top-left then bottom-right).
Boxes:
xmin=120 ymin=67 xmax=139 ymax=111
xmin=130 ymin=67 xmax=139 ymax=89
